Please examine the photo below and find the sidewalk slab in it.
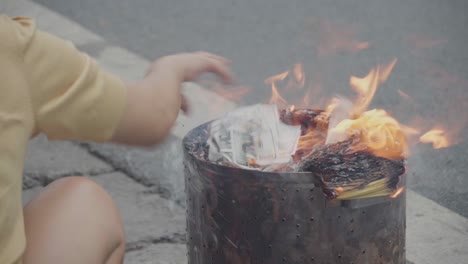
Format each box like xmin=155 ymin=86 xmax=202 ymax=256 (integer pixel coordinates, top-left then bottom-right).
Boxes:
xmin=407 ymin=190 xmax=468 ymax=264
xmin=407 ymin=142 xmax=468 ymax=218
xmin=84 ymin=135 xmax=186 ymax=204
xmin=92 ymin=173 xmax=186 ymax=244
xmin=24 ymin=135 xmax=113 ymax=188
xmin=1 ymin=0 xmax=101 ymax=46
xmin=125 ymin=244 xmax=187 ymax=264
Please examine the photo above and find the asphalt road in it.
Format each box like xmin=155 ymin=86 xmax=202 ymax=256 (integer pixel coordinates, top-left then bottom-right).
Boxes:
xmin=34 ymin=0 xmax=468 ymax=217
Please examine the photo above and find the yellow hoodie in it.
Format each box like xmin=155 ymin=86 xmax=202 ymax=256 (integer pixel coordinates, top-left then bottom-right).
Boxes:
xmin=0 ymin=15 xmax=126 ymax=264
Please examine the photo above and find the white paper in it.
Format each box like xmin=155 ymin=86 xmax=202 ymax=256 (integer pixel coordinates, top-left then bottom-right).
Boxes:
xmin=208 ymin=104 xmax=301 ymax=169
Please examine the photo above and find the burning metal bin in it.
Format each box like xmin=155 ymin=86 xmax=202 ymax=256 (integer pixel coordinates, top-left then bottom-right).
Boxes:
xmin=183 ymin=122 xmax=406 ymax=264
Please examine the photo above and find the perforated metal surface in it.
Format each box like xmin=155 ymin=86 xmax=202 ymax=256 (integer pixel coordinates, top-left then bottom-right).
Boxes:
xmin=184 ymin=123 xmax=406 ymax=264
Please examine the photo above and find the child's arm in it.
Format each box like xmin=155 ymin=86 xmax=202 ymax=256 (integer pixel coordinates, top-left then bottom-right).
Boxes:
xmin=110 ymin=52 xmax=234 ymax=146
xmin=8 ymin=16 xmax=232 ymax=145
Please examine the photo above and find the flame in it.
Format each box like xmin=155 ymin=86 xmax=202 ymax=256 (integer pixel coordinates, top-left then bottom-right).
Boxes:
xmin=325 ymin=97 xmax=341 ymax=114
xmin=296 ymin=130 xmax=327 ymax=155
xmin=292 ymin=64 xmax=305 ymax=87
xmin=420 ymin=129 xmax=450 ymax=149
xmin=311 ymin=19 xmax=370 ymax=56
xmin=265 ymin=53 xmax=458 ymax=161
xmin=269 ymin=82 xmax=288 ymax=106
xmin=335 ymin=187 xmax=345 ymax=193
xmin=390 ymin=187 xmax=405 ymax=198
xmin=252 ymin=20 xmax=466 ymax=200
xmin=265 ymin=70 xmax=289 ymax=84
xmin=325 ymin=59 xmax=408 ymax=159
xmin=400 ymin=124 xmax=420 ymax=137
xmin=213 ymin=86 xmax=251 ymax=101
xmin=199 ymin=80 xmax=251 ymax=101
xmin=350 ymin=58 xmax=397 ymax=116
xmin=265 ymin=59 xmax=410 ymax=159
xmin=266 ymin=71 xmax=289 ymax=106
xmin=404 ymin=34 xmax=447 ymax=50
xmin=301 ymin=89 xmax=313 ymax=108
xmin=331 ymin=109 xmax=408 ymax=159
xmin=397 ymin=89 xmax=411 ymax=101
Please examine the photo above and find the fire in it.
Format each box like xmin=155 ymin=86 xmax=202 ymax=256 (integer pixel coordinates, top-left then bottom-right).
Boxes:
xmin=404 ymin=34 xmax=447 ymax=54
xmin=420 ymin=129 xmax=450 ymax=149
xmin=302 ymin=89 xmax=313 ymax=108
xmin=266 ymin=59 xmax=410 ymax=160
xmin=390 ymin=187 xmax=405 ymax=198
xmin=325 ymin=58 xmax=408 ymax=159
xmin=331 ymin=109 xmax=409 ymax=159
xmin=265 ymin=56 xmax=463 ymax=162
xmin=269 ymin=82 xmax=288 ymax=106
xmin=266 ymin=71 xmax=289 ymax=106
xmin=265 ymin=70 xmax=289 ymax=84
xmin=400 ymin=124 xmax=420 ymax=138
xmin=295 ymin=129 xmax=327 ymax=156
xmin=255 ymin=20 xmax=465 ymax=200
xmin=311 ymin=19 xmax=370 ymax=56
xmin=292 ymin=64 xmax=305 ymax=87
xmin=350 ymin=58 xmax=397 ymax=117
xmin=335 ymin=187 xmax=345 ymax=193
xmin=265 ymin=51 xmax=457 ymax=167
xmin=199 ymin=80 xmax=251 ymax=101
xmin=397 ymin=89 xmax=412 ymax=101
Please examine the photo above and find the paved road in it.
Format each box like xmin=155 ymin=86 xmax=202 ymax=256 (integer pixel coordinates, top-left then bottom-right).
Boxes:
xmin=33 ymin=0 xmax=468 ymax=217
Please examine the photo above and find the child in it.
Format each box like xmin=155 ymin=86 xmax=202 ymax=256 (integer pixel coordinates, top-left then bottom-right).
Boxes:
xmin=0 ymin=15 xmax=233 ymax=264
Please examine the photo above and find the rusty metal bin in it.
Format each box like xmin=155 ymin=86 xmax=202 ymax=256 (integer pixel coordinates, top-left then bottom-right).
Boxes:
xmin=183 ymin=122 xmax=406 ymax=264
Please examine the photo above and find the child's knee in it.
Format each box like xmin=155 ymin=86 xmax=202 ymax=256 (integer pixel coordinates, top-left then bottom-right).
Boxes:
xmin=41 ymin=176 xmax=125 ymax=243
xmin=23 ymin=176 xmax=125 ymax=263
xmin=51 ymin=176 xmax=108 ymax=201
xmin=47 ymin=176 xmax=115 ymax=209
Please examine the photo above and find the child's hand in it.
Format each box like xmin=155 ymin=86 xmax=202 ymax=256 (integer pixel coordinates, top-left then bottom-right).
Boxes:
xmin=111 ymin=52 xmax=234 ymax=146
xmin=149 ymin=52 xmax=234 ymax=83
xmin=147 ymin=52 xmax=234 ymax=113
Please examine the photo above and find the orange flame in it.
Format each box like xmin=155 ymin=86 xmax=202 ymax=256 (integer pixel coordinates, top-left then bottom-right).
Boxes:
xmin=420 ymin=129 xmax=450 ymax=149
xmin=292 ymin=64 xmax=305 ymax=87
xmin=265 ymin=59 xmax=410 ymax=159
xmin=296 ymin=130 xmax=328 ymax=156
xmin=269 ymin=82 xmax=288 ymax=106
xmin=400 ymin=124 xmax=420 ymax=138
xmin=265 ymin=70 xmax=289 ymax=84
xmin=397 ymin=89 xmax=412 ymax=101
xmin=213 ymin=86 xmax=251 ymax=101
xmin=330 ymin=109 xmax=408 ymax=159
xmin=265 ymin=53 xmax=458 ymax=161
xmin=404 ymin=34 xmax=447 ymax=50
xmin=311 ymin=19 xmax=370 ymax=56
xmin=199 ymin=80 xmax=251 ymax=101
xmin=301 ymin=89 xmax=313 ymax=108
xmin=350 ymin=58 xmax=397 ymax=116
xmin=390 ymin=187 xmax=405 ymax=198
xmin=325 ymin=59 xmax=408 ymax=159
xmin=266 ymin=71 xmax=289 ymax=106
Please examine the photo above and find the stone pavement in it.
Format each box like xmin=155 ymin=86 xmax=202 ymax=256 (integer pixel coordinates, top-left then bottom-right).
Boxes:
xmin=3 ymin=0 xmax=468 ymax=263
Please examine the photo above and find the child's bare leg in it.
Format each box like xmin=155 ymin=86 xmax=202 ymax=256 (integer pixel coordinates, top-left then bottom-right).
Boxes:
xmin=22 ymin=176 xmax=125 ymax=264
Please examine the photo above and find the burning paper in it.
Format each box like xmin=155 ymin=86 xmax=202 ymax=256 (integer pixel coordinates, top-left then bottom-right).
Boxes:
xmin=208 ymin=104 xmax=301 ymax=168
xmin=203 ymin=59 xmax=420 ymax=200
xmin=205 ymin=103 xmax=406 ymax=200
